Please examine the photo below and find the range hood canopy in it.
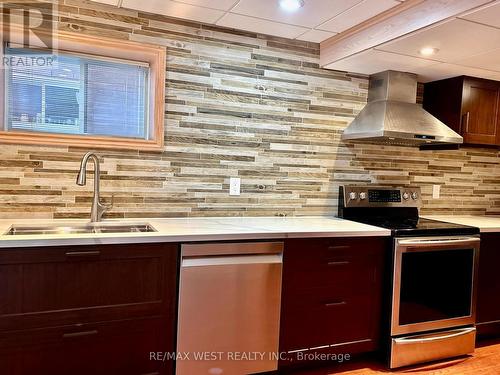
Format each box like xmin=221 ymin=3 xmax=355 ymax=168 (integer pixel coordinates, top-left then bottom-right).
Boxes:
xmin=342 ymin=70 xmax=463 ymax=147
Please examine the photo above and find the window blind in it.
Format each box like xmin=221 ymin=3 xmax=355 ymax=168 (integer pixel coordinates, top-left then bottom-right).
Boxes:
xmin=5 ymin=47 xmax=150 ymax=139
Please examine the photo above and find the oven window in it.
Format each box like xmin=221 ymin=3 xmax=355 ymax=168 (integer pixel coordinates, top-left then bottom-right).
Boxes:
xmin=399 ymin=248 xmax=474 ymax=325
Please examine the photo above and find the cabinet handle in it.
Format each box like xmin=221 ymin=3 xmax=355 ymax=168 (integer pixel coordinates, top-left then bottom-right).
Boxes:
xmin=65 ymin=250 xmax=101 ymax=257
xmin=461 ymin=112 xmax=470 ymax=133
xmin=327 ymin=261 xmax=350 ymax=266
xmin=327 ymin=245 xmax=350 ymax=251
xmin=63 ymin=330 xmax=98 ymax=339
xmin=324 ymin=301 xmax=346 ymax=307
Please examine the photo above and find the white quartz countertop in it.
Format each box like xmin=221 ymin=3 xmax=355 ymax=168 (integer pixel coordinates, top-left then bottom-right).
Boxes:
xmin=0 ymin=216 xmax=391 ymax=248
xmin=424 ymin=215 xmax=500 ymax=233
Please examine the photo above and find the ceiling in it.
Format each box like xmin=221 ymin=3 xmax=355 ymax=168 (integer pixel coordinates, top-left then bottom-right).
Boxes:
xmin=91 ymin=0 xmax=500 ymax=82
xmin=90 ymin=0 xmax=404 ymax=42
xmin=325 ymin=1 xmax=500 ymax=82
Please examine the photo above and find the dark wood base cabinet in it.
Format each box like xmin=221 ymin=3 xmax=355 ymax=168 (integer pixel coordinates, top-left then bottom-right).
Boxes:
xmin=477 ymin=233 xmax=500 ymax=338
xmin=0 ymin=242 xmax=179 ymax=375
xmin=278 ymin=237 xmax=388 ymax=370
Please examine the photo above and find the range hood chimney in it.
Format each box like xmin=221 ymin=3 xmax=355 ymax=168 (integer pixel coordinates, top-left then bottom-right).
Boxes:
xmin=342 ymin=70 xmax=463 ymax=148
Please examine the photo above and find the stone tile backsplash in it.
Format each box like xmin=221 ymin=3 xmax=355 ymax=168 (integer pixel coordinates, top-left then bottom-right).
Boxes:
xmin=0 ymin=0 xmax=499 ymax=219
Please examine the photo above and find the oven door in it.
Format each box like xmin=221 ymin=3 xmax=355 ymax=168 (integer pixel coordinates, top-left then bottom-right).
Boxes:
xmin=392 ymin=236 xmax=480 ymax=336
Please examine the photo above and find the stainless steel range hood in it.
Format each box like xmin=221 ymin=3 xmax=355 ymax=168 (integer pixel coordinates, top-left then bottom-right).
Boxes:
xmin=342 ymin=70 xmax=463 ymax=147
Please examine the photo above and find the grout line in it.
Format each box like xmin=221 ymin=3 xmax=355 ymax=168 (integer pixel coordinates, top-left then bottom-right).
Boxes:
xmin=371 ymin=47 xmax=500 ymax=75
xmin=314 ymin=0 xmax=407 ymax=34
xmin=314 ymin=0 xmax=365 ymax=33
xmin=371 ymin=47 xmax=443 ymax=64
xmin=294 ymin=28 xmax=315 ymax=40
xmin=214 ymin=0 xmax=242 ymax=24
xmin=167 ymin=0 xmax=238 ymax=13
xmin=209 ymin=11 xmax=309 ymax=36
xmin=457 ymin=17 xmax=500 ymax=32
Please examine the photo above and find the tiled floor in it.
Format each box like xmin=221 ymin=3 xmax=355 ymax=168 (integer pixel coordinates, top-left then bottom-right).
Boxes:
xmin=289 ymin=339 xmax=500 ymax=375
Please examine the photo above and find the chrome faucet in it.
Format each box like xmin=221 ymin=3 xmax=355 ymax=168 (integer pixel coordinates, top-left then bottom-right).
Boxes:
xmin=76 ymin=152 xmax=111 ymax=222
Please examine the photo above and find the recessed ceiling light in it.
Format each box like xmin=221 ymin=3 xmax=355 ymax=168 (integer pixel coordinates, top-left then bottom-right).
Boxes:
xmin=419 ymin=47 xmax=439 ymax=56
xmin=279 ymin=0 xmax=305 ymax=12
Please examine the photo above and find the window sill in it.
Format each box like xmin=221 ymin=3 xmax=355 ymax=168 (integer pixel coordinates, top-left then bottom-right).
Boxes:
xmin=0 ymin=130 xmax=164 ymax=152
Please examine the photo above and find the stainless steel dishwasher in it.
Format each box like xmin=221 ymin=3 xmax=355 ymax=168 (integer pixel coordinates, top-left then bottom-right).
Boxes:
xmin=176 ymin=241 xmax=283 ymax=375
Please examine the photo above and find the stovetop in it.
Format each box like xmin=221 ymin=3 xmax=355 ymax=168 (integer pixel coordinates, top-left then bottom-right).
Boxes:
xmin=352 ymin=217 xmax=480 ymax=237
xmin=338 ymin=185 xmax=480 ymax=237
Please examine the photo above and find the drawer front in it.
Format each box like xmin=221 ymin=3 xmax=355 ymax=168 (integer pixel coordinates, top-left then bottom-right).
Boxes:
xmin=0 ymin=317 xmax=173 ymax=375
xmin=390 ymin=327 xmax=476 ymax=369
xmin=0 ymin=243 xmax=178 ymax=330
xmin=280 ymin=289 xmax=377 ymax=351
xmin=284 ymin=237 xmax=386 ymax=290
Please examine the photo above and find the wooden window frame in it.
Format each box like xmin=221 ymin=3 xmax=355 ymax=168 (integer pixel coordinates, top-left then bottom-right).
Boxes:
xmin=0 ymin=25 xmax=166 ymax=151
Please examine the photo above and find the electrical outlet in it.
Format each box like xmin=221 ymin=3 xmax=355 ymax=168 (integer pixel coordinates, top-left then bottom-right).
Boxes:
xmin=432 ymin=184 xmax=441 ymax=199
xmin=229 ymin=177 xmax=240 ymax=196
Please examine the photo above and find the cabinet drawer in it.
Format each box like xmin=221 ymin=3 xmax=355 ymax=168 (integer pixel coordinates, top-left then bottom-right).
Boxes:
xmin=285 ymin=237 xmax=386 ymax=268
xmin=0 ymin=243 xmax=178 ymax=331
xmin=284 ymin=237 xmax=385 ymax=290
xmin=280 ymin=291 xmax=376 ymax=351
xmin=0 ymin=317 xmax=173 ymax=375
xmin=287 ymin=254 xmax=377 ymax=291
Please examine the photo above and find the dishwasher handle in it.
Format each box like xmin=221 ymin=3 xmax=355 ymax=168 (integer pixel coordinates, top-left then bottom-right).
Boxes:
xmin=182 ymin=254 xmax=282 ymax=267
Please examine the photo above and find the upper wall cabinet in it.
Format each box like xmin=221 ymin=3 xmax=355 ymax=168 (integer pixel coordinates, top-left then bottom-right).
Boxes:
xmin=423 ymin=76 xmax=500 ymax=146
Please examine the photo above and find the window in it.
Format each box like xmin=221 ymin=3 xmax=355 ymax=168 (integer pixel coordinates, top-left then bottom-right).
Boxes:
xmin=0 ymin=25 xmax=165 ymax=151
xmin=6 ymin=48 xmax=149 ymax=139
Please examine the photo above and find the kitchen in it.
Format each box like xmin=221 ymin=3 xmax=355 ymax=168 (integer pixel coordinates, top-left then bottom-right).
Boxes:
xmin=0 ymin=0 xmax=500 ymax=374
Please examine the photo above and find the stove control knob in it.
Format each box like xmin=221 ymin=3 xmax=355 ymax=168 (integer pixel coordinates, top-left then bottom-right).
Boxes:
xmin=411 ymin=192 xmax=418 ymax=200
xmin=402 ymin=192 xmax=410 ymax=200
xmin=359 ymin=192 xmax=367 ymax=200
xmin=349 ymin=192 xmax=358 ymax=201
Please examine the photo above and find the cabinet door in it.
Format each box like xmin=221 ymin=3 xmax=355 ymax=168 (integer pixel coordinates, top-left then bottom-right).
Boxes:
xmin=0 ymin=243 xmax=178 ymax=331
xmin=279 ymin=237 xmax=387 ymax=364
xmin=461 ymin=78 xmax=500 ymax=145
xmin=0 ymin=317 xmax=172 ymax=375
xmin=477 ymin=234 xmax=500 ymax=337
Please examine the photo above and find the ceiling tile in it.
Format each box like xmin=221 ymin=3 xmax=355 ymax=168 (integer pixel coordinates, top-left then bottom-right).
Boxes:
xmin=173 ymin=0 xmax=239 ymax=11
xmin=318 ymin=0 xmax=401 ymax=33
xmin=378 ymin=18 xmax=500 ymax=63
xmin=121 ymin=0 xmax=225 ymax=23
xmin=230 ymin=0 xmax=363 ymax=28
xmin=324 ymin=49 xmax=435 ymax=75
xmin=412 ymin=62 xmax=500 ymax=83
xmin=216 ymin=13 xmax=308 ymax=39
xmin=453 ymin=48 xmax=500 ymax=72
xmin=296 ymin=29 xmax=337 ymax=43
xmin=460 ymin=2 xmax=500 ymax=29
xmin=90 ymin=0 xmax=120 ymax=5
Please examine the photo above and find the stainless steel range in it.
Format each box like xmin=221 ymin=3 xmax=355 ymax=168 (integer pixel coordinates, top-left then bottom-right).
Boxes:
xmin=338 ymin=185 xmax=480 ymax=368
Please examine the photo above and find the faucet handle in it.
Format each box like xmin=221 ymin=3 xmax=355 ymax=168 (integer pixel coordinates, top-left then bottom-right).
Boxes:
xmin=95 ymin=195 xmax=113 ymax=221
xmin=103 ymin=194 xmax=114 ymax=210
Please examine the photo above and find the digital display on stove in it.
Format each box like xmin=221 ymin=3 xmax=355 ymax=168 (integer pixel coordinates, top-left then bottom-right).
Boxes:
xmin=368 ymin=189 xmax=401 ymax=203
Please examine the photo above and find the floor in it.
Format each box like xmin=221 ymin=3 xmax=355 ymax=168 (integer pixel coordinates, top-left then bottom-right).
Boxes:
xmin=290 ymin=339 xmax=500 ymax=375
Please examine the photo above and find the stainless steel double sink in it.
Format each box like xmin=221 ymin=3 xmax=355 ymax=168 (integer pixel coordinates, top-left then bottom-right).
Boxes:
xmin=4 ymin=223 xmax=157 ymax=236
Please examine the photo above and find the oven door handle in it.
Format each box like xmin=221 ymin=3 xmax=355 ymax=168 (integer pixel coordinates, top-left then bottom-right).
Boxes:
xmin=397 ymin=237 xmax=479 ymax=247
xmin=393 ymin=327 xmax=476 ymax=344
